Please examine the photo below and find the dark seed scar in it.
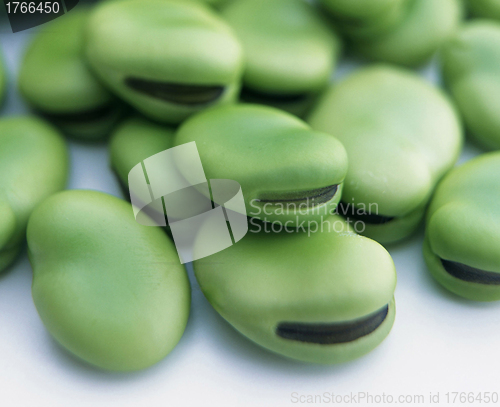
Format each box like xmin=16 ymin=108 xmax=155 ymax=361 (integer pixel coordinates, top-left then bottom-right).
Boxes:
xmin=125 ymin=78 xmax=225 ymax=105
xmin=256 ymin=185 xmax=339 ymax=207
xmin=42 ymin=104 xmax=118 ymax=124
xmin=337 ymin=201 xmax=395 ymax=225
xmin=241 ymin=86 xmax=309 ymax=104
xmin=441 ymin=259 xmax=500 ymax=285
xmin=276 ymin=305 xmax=389 ymax=344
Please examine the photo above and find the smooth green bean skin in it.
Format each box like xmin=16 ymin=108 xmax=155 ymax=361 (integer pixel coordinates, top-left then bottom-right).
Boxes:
xmin=194 ymin=215 xmax=397 ymax=364
xmin=354 ymin=0 xmax=463 ymax=67
xmin=19 ymin=8 xmax=123 ymax=140
xmin=442 ymin=21 xmax=500 ymax=150
xmin=308 ymin=66 xmax=463 ymax=244
xmin=319 ymin=0 xmax=410 ymax=39
xmin=222 ymin=0 xmax=341 ymax=117
xmin=175 ymin=104 xmax=348 ymax=226
xmin=466 ymin=0 xmax=500 ymax=20
xmin=424 ymin=152 xmax=500 ymax=301
xmin=86 ymin=0 xmax=244 ymax=124
xmin=28 ymin=190 xmax=191 ymax=371
xmin=0 ymin=116 xmax=68 ymax=272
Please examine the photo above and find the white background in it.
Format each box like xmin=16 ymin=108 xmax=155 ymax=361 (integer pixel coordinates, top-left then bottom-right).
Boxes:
xmin=1 ymin=11 xmax=499 ymax=407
